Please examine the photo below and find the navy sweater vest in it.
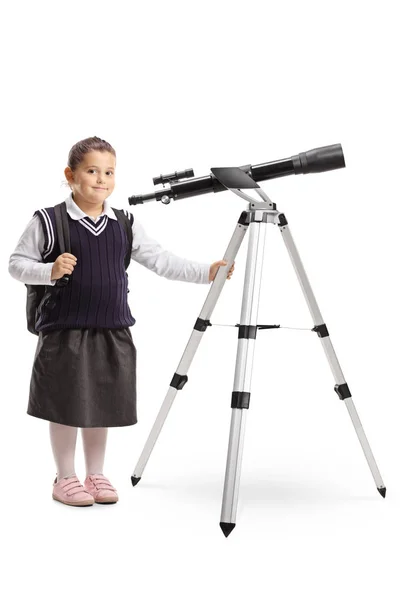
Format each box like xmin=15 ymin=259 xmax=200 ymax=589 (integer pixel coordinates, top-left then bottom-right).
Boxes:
xmin=34 ymin=207 xmax=136 ymax=332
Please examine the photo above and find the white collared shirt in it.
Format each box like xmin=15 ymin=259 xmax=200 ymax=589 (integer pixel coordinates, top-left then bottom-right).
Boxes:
xmin=8 ymin=193 xmax=211 ymax=286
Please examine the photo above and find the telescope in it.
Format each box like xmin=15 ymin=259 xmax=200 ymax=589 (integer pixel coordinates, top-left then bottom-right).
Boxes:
xmin=129 ymin=142 xmax=386 ymax=537
xmin=128 ymin=143 xmax=345 ymax=205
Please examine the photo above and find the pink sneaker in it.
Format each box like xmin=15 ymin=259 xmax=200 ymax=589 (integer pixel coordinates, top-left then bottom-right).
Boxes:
xmin=83 ymin=474 xmax=119 ymax=504
xmin=52 ymin=475 xmax=94 ymax=507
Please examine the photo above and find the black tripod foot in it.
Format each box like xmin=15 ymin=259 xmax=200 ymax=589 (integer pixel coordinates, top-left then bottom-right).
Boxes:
xmin=377 ymin=486 xmax=386 ymax=498
xmin=220 ymin=522 xmax=236 ymax=537
xmin=131 ymin=476 xmax=141 ymax=487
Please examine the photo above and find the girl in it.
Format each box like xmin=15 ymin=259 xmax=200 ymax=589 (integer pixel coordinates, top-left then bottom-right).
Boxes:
xmin=8 ymin=136 xmax=235 ymax=508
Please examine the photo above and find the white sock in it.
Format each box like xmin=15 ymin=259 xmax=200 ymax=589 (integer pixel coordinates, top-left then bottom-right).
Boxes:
xmin=81 ymin=427 xmax=108 ymax=477
xmin=49 ymin=422 xmax=78 ymax=482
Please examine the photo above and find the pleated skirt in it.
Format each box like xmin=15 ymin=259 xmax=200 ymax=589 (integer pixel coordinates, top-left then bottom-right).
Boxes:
xmin=28 ymin=327 xmax=137 ymax=427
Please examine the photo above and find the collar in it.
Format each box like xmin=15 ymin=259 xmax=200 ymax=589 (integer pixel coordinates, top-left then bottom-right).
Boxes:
xmin=65 ymin=192 xmax=117 ymax=221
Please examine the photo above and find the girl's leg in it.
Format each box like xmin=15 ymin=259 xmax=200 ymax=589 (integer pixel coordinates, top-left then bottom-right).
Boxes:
xmin=81 ymin=427 xmax=108 ymax=476
xmin=81 ymin=428 xmax=118 ymax=502
xmin=49 ymin=422 xmax=78 ymax=481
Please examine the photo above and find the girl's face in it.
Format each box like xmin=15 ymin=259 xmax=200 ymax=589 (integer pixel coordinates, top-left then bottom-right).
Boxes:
xmin=65 ymin=150 xmax=116 ymax=205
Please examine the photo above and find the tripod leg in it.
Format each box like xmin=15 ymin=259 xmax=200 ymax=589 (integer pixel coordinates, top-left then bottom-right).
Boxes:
xmin=277 ymin=213 xmax=386 ymax=497
xmin=220 ymin=215 xmax=267 ymax=537
xmin=131 ymin=212 xmax=249 ymax=486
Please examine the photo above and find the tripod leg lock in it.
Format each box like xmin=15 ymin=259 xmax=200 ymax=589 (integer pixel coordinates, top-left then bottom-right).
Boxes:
xmin=334 ymin=383 xmax=351 ymax=400
xmin=170 ymin=373 xmax=188 ymax=390
xmin=238 ymin=325 xmax=258 ymax=339
xmin=277 ymin=213 xmax=288 ymax=226
xmin=312 ymin=324 xmax=329 ymax=338
xmin=231 ymin=391 xmax=251 ymax=409
xmin=238 ymin=211 xmax=249 ymax=225
xmin=194 ymin=318 xmax=212 ymax=331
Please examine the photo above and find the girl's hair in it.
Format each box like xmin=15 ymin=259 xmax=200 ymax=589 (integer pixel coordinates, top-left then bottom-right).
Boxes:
xmin=68 ymin=136 xmax=116 ymax=171
xmin=63 ymin=136 xmax=116 ymax=188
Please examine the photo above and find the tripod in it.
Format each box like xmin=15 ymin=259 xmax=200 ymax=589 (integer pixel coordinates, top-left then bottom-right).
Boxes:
xmin=131 ymin=167 xmax=386 ymax=537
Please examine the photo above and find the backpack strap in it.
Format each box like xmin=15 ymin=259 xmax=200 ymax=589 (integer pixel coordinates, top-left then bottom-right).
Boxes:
xmin=60 ymin=202 xmax=71 ymax=252
xmin=53 ymin=202 xmax=71 ymax=287
xmin=26 ymin=202 xmax=71 ymax=334
xmin=112 ymin=208 xmax=133 ymax=271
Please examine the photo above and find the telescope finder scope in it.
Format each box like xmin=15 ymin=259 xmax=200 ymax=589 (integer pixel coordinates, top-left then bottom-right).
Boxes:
xmin=153 ymin=168 xmax=194 ymax=186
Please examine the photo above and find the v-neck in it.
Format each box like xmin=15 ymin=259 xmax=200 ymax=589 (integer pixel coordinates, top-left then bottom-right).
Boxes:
xmin=78 ymin=215 xmax=109 ymax=236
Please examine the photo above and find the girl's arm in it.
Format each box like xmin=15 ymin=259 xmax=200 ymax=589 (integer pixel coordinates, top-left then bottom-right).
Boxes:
xmin=130 ymin=217 xmax=211 ymax=284
xmin=8 ymin=216 xmax=56 ymax=285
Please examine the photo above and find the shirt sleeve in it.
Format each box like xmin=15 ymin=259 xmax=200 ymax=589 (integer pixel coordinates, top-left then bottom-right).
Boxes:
xmin=130 ymin=217 xmax=211 ymax=284
xmin=8 ymin=214 xmax=56 ymax=286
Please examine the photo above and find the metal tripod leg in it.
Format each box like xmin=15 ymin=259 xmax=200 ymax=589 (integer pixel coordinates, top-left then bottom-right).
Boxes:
xmin=277 ymin=212 xmax=386 ymax=497
xmin=131 ymin=211 xmax=249 ymax=486
xmin=220 ymin=213 xmax=268 ymax=537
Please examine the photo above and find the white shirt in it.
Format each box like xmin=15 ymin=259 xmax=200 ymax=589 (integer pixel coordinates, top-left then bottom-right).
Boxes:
xmin=8 ymin=192 xmax=211 ymax=286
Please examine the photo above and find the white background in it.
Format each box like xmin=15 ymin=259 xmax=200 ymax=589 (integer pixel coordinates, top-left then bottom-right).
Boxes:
xmin=1 ymin=1 xmax=399 ymax=598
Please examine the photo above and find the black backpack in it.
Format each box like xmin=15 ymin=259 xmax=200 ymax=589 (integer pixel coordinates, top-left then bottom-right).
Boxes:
xmin=26 ymin=201 xmax=133 ymax=335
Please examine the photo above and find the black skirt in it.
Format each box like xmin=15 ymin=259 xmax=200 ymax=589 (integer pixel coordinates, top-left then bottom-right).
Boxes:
xmin=28 ymin=327 xmax=137 ymax=428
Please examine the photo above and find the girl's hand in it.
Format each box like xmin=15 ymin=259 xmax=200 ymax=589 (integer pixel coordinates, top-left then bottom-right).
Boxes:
xmin=51 ymin=253 xmax=78 ymax=280
xmin=209 ymin=260 xmax=235 ymax=282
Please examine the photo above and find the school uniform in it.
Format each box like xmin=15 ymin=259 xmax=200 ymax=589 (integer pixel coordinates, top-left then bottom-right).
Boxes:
xmin=9 ymin=192 xmax=211 ymax=428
